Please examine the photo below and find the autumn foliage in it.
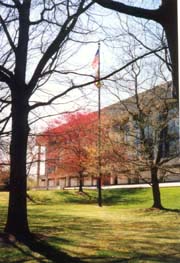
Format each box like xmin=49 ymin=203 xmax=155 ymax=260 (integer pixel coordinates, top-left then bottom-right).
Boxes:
xmin=37 ymin=111 xmax=130 ymax=190
xmin=37 ymin=112 xmax=99 ymax=190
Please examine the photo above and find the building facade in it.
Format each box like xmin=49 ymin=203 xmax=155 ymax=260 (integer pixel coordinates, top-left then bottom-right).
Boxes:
xmin=36 ymin=83 xmax=180 ymax=188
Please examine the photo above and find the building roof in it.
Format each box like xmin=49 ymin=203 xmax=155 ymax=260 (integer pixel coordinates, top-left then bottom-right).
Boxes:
xmin=103 ymin=82 xmax=174 ymax=116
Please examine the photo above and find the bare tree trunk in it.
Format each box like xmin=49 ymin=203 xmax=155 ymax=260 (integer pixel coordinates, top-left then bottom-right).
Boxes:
xmin=151 ymin=166 xmax=163 ymax=209
xmin=5 ymin=92 xmax=30 ymax=238
xmin=37 ymin=145 xmax=41 ymax=187
xmin=79 ymin=171 xmax=83 ymax=192
xmin=97 ymin=177 xmax=102 ymax=207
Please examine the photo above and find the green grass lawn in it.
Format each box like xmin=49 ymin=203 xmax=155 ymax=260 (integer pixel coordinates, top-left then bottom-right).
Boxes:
xmin=0 ymin=187 xmax=180 ymax=263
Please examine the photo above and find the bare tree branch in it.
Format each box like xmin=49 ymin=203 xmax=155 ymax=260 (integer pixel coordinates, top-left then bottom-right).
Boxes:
xmin=0 ymin=15 xmax=16 ymax=52
xmin=29 ymin=1 xmax=94 ymax=91
xmin=0 ymin=1 xmax=15 ymax=8
xmin=93 ymin=0 xmax=160 ymax=22
xmin=30 ymin=46 xmax=166 ymax=110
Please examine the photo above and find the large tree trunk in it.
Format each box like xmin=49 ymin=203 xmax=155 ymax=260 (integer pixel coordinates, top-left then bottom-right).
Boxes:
xmin=164 ymin=25 xmax=178 ymax=98
xmin=5 ymin=2 xmax=31 ymax=237
xmin=160 ymin=0 xmax=178 ymax=99
xmin=151 ymin=166 xmax=163 ymax=209
xmin=5 ymin=91 xmax=30 ymax=238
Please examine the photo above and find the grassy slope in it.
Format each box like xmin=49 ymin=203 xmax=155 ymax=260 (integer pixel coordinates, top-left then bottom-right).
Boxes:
xmin=0 ymin=187 xmax=180 ymax=263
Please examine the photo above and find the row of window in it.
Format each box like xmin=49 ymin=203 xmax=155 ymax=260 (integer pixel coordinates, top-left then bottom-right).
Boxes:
xmin=113 ymin=117 xmax=179 ymax=158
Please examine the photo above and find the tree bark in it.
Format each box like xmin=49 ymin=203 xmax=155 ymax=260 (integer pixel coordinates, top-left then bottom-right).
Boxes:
xmin=159 ymin=0 xmax=178 ymax=98
xmin=4 ymin=89 xmax=30 ymax=238
xmin=151 ymin=166 xmax=163 ymax=209
xmin=4 ymin=2 xmax=31 ymax=238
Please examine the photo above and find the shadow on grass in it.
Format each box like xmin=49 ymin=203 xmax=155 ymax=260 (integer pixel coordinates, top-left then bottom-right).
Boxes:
xmin=54 ymin=188 xmax=148 ymax=206
xmin=0 ymin=233 xmax=85 ymax=263
xmin=21 ymin=235 xmax=85 ymax=263
xmin=163 ymin=208 xmax=180 ymax=213
xmin=145 ymin=207 xmax=180 ymax=214
xmin=102 ymin=188 xmax=148 ymax=206
xmin=84 ymin=252 xmax=180 ymax=263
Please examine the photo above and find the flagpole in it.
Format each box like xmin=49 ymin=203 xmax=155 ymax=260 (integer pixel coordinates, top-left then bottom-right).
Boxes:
xmin=97 ymin=41 xmax=102 ymax=207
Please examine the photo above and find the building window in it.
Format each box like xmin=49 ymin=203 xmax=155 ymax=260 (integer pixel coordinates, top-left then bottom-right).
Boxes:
xmin=161 ymin=127 xmax=169 ymax=158
xmin=168 ymin=118 xmax=179 ymax=156
xmin=112 ymin=123 xmax=121 ymax=132
xmin=144 ymin=125 xmax=153 ymax=140
xmin=47 ymin=166 xmax=55 ymax=174
xmin=123 ymin=124 xmax=130 ymax=143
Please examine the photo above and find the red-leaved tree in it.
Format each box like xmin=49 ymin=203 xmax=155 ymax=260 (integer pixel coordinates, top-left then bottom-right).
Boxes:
xmin=43 ymin=112 xmax=98 ymax=192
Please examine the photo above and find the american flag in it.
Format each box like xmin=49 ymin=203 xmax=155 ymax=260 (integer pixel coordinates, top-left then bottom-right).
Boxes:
xmin=92 ymin=48 xmax=100 ymax=69
xmin=92 ymin=47 xmax=101 ymax=87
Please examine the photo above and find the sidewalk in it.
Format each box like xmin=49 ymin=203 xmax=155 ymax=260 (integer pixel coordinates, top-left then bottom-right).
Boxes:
xmin=102 ymin=182 xmax=180 ymax=189
xmin=64 ymin=182 xmax=180 ymax=190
